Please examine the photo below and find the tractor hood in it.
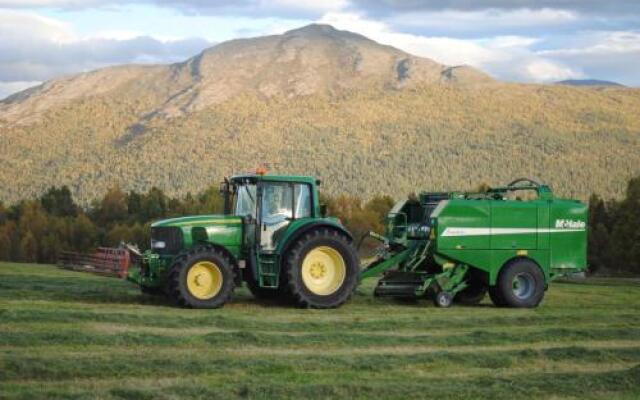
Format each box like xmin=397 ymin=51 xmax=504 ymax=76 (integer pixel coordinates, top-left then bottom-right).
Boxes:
xmin=151 ymin=215 xmax=243 ymax=256
xmin=151 ymin=214 xmax=242 ymax=228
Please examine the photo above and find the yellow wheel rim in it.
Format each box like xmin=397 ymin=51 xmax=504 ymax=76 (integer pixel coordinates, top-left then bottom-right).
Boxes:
xmin=301 ymin=246 xmax=346 ymax=296
xmin=186 ymin=261 xmax=223 ymax=300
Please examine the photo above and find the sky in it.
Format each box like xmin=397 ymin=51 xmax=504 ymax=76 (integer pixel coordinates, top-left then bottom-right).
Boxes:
xmin=0 ymin=1 xmax=639 ymax=99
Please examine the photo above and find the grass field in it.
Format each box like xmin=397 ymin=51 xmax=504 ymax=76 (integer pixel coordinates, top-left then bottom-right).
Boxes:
xmin=1 ymin=262 xmax=639 ymax=399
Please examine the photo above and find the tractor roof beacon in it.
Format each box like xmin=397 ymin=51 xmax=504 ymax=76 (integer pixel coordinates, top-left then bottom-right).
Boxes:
xmin=128 ymin=175 xmax=587 ymax=309
xmin=128 ymin=172 xmax=360 ymax=309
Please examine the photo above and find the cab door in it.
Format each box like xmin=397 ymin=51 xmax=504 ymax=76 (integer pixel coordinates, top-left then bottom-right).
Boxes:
xmin=258 ymin=182 xmax=313 ymax=251
xmin=258 ymin=182 xmax=293 ymax=251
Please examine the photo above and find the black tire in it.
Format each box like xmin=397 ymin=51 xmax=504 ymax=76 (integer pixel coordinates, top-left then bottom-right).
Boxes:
xmin=285 ymin=228 xmax=359 ymax=309
xmin=434 ymin=291 xmax=453 ymax=308
xmin=167 ymin=245 xmax=236 ymax=309
xmin=455 ymin=284 xmax=487 ymax=305
xmin=140 ymin=285 xmax=164 ymax=296
xmin=488 ymin=286 xmax=506 ymax=307
xmin=496 ymin=258 xmax=545 ymax=308
xmin=455 ymin=269 xmax=487 ymax=305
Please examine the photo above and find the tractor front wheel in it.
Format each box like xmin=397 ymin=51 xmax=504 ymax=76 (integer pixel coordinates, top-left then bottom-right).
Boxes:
xmin=167 ymin=246 xmax=236 ymax=309
xmin=285 ymin=228 xmax=359 ymax=308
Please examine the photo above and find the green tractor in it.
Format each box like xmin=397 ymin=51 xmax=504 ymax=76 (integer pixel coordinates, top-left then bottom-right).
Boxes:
xmin=127 ymin=172 xmax=359 ymax=309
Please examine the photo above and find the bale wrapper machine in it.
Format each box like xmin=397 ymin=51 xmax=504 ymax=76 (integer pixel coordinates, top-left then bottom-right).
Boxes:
xmin=360 ymin=178 xmax=588 ymax=308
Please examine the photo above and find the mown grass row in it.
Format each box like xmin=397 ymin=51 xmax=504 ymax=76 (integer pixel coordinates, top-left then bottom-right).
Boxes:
xmin=1 ymin=324 xmax=640 ymax=349
xmin=2 ymin=364 xmax=639 ymax=400
xmin=3 ymin=344 xmax=640 ymax=380
xmin=1 ymin=263 xmax=639 ymax=399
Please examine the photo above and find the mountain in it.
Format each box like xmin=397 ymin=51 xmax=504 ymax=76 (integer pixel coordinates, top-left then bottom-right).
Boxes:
xmin=0 ymin=24 xmax=639 ymax=205
xmin=0 ymin=24 xmax=490 ymax=124
xmin=556 ymin=79 xmax=625 ymax=87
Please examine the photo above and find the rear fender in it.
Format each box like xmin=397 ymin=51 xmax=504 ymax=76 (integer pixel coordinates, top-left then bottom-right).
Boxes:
xmin=277 ymin=220 xmax=353 ymax=259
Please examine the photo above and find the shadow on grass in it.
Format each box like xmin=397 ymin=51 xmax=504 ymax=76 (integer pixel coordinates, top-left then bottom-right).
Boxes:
xmin=0 ymin=266 xmax=502 ymax=310
xmin=0 ymin=270 xmax=345 ymax=310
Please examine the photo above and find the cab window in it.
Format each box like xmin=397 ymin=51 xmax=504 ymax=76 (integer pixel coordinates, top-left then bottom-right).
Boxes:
xmin=294 ymin=184 xmax=312 ymax=218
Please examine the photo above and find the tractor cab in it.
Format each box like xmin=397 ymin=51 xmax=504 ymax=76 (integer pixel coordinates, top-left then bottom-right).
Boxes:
xmin=224 ymin=173 xmax=317 ymax=254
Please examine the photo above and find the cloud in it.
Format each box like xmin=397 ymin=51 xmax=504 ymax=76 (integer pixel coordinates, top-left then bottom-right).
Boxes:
xmin=386 ymin=8 xmax=578 ymax=34
xmin=0 ymin=0 xmax=349 ymax=18
xmin=319 ymin=12 xmax=581 ymax=82
xmin=4 ymin=0 xmax=639 ymax=16
xmin=0 ymin=81 xmax=41 ymax=100
xmin=536 ymin=31 xmax=640 ymax=85
xmin=347 ymin=1 xmax=640 ymax=16
xmin=0 ymin=10 xmax=213 ymax=97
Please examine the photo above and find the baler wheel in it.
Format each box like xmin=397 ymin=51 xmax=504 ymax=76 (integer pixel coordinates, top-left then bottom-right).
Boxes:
xmin=455 ymin=285 xmax=487 ymax=305
xmin=434 ymin=291 xmax=453 ymax=308
xmin=495 ymin=258 xmax=545 ymax=308
xmin=285 ymin=228 xmax=359 ymax=308
xmin=167 ymin=245 xmax=236 ymax=309
xmin=488 ymin=286 xmax=506 ymax=307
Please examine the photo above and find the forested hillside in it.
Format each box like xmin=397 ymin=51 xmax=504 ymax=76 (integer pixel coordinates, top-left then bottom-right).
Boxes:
xmin=1 ymin=24 xmax=639 ymax=204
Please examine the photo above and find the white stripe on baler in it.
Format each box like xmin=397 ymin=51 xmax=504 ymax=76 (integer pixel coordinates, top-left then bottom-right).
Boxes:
xmin=441 ymin=227 xmax=585 ymax=237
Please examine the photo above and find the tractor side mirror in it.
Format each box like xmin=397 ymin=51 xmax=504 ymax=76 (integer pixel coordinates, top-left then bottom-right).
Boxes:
xmin=320 ymin=204 xmax=328 ymax=217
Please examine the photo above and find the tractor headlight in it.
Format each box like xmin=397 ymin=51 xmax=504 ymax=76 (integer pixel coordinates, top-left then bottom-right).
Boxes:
xmin=151 ymin=240 xmax=166 ymax=249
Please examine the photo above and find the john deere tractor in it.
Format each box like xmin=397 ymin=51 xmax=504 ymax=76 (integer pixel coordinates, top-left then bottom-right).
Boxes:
xmin=127 ymin=172 xmax=359 ymax=308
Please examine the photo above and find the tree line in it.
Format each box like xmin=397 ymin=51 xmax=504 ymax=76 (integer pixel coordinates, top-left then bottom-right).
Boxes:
xmin=587 ymin=176 xmax=640 ymax=275
xmin=0 ymin=176 xmax=638 ymax=276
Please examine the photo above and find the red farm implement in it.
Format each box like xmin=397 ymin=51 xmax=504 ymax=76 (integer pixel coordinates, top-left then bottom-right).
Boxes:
xmin=58 ymin=247 xmax=132 ymax=278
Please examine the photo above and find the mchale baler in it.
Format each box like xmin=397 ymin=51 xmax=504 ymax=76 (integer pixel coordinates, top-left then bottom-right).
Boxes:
xmin=360 ymin=178 xmax=588 ymax=307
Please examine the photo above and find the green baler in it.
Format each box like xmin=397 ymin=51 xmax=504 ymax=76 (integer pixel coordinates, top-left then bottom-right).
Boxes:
xmin=360 ymin=178 xmax=588 ymax=307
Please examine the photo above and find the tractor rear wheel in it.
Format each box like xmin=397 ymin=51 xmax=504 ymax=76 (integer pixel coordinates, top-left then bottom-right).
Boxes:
xmin=285 ymin=228 xmax=359 ymax=308
xmin=167 ymin=245 xmax=236 ymax=309
xmin=495 ymin=258 xmax=545 ymax=308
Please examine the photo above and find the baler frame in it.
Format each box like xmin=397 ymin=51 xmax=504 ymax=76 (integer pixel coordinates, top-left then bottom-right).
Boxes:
xmin=359 ymin=178 xmax=587 ymax=307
